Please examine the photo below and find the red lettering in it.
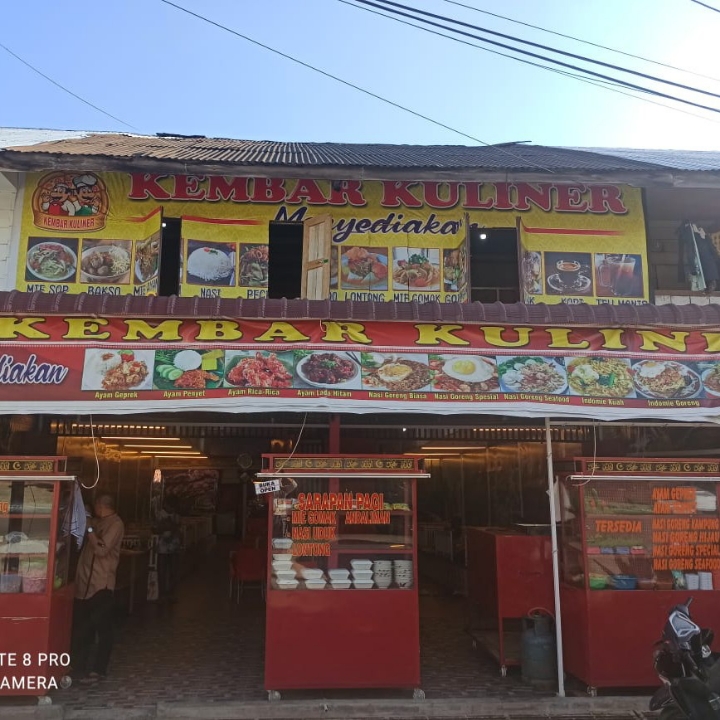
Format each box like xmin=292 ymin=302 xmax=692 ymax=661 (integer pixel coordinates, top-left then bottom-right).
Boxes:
xmin=327 ymin=180 xmax=366 ymax=206
xmin=381 ymin=181 xmax=423 ymax=208
xmin=493 ymin=182 xmax=513 ymax=211
xmin=462 ymin=182 xmax=494 ymax=209
xmin=173 ymin=175 xmax=206 ymax=201
xmin=206 ymin=176 xmax=251 ymax=202
xmin=513 ymin=183 xmax=553 ymax=212
xmin=424 ymin=182 xmax=460 ymax=209
xmin=589 ymin=184 xmax=628 ymax=214
xmin=555 ymin=184 xmax=589 ymax=212
xmin=128 ymin=173 xmax=171 ymax=200
xmin=286 ymin=179 xmax=328 ymax=205
xmin=251 ymin=178 xmax=286 ymax=203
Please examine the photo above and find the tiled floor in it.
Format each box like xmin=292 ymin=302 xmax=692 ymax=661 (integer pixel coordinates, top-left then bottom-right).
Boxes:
xmin=53 ymin=548 xmax=549 ymax=710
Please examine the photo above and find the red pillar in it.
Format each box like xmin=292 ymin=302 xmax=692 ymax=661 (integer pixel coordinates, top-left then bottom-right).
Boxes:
xmin=329 ymin=414 xmax=341 ymax=453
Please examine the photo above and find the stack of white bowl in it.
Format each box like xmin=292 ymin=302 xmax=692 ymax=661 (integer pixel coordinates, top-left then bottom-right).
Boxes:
xmin=272 ymin=556 xmax=298 ymax=589
xmin=393 ymin=559 xmax=413 ymax=589
xmin=350 ymin=559 xmax=374 ymax=589
xmin=373 ymin=560 xmax=393 ymax=589
xmin=328 ymin=568 xmax=351 ymax=589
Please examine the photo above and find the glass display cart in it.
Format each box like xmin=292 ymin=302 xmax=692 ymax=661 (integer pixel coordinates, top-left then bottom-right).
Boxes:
xmin=559 ymin=457 xmax=720 ymax=693
xmin=259 ymin=455 xmax=428 ymax=700
xmin=0 ymin=457 xmax=76 ymax=701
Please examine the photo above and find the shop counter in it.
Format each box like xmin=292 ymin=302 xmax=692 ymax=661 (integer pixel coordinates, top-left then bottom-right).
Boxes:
xmin=466 ymin=527 xmax=553 ymax=675
xmin=560 ymin=457 xmax=720 ymax=691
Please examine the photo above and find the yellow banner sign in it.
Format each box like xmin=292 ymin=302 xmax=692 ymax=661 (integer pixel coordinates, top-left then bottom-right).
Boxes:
xmin=17 ymin=173 xmax=648 ymax=304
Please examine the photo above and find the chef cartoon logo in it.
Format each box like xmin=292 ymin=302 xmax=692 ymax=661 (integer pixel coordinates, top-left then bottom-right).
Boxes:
xmin=31 ymin=172 xmax=109 ymax=231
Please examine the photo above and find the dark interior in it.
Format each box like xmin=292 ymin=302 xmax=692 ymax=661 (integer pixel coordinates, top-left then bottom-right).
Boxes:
xmin=470 ymin=227 xmax=520 ymax=303
xmin=159 ymin=217 xmax=181 ymax=296
xmin=268 ymin=222 xmax=304 ymax=299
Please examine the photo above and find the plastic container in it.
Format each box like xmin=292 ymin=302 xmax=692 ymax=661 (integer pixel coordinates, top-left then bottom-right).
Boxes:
xmin=353 ymin=581 xmax=374 ymax=589
xmin=305 ymin=580 xmax=326 ymax=590
xmin=350 ymin=559 xmax=372 ymax=570
xmin=0 ymin=574 xmax=21 ymax=593
xmin=275 ymin=570 xmax=296 ymax=582
xmin=611 ymin=574 xmax=638 ymax=590
xmin=277 ymin=579 xmax=299 ymax=590
xmin=331 ymin=580 xmax=351 ymax=589
xmin=589 ymin=574 xmax=607 ymax=590
xmin=299 ymin=568 xmax=324 ymax=581
xmin=328 ymin=569 xmax=350 ymax=581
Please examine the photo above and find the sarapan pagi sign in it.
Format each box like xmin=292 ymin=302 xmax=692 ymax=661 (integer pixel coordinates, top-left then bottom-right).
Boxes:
xmin=3 ymin=315 xmax=720 ymax=420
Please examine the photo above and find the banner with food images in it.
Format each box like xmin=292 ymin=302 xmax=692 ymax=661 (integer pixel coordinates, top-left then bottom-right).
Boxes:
xmin=18 ymin=172 xmax=163 ymax=296
xmin=2 ymin=315 xmax=720 ymax=420
xmin=518 ymin=208 xmax=649 ymax=306
xmin=16 ymin=173 xmax=647 ymax=304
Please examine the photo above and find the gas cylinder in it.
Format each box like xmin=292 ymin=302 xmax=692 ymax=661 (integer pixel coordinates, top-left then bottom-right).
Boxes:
xmin=521 ymin=610 xmax=557 ymax=685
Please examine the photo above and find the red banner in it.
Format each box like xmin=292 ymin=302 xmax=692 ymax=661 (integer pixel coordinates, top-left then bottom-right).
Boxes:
xmin=1 ymin=315 xmax=720 ymax=419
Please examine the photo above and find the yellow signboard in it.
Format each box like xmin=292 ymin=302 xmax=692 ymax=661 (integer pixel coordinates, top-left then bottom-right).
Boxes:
xmin=17 ymin=172 xmax=649 ymax=305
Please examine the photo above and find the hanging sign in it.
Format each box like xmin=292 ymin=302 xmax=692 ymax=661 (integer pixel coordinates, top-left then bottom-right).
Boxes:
xmin=254 ymin=479 xmax=282 ymax=495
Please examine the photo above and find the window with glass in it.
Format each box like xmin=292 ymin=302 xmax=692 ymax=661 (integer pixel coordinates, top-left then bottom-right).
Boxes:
xmin=0 ymin=479 xmax=72 ymax=595
xmin=270 ymin=476 xmax=415 ymax=590
xmin=561 ymin=477 xmax=720 ymax=591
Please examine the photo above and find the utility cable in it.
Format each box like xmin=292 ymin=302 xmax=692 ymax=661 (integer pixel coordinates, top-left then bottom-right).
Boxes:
xmin=367 ymin=0 xmax=720 ymax=103
xmin=338 ymin=0 xmax=720 ymax=125
xmin=441 ymin=0 xmax=720 ymax=84
xmin=0 ymin=41 xmax=136 ymax=130
xmin=691 ymin=0 xmax=720 ymax=13
xmin=348 ymin=0 xmax=720 ymax=115
xmin=158 ymin=0 xmax=557 ymax=172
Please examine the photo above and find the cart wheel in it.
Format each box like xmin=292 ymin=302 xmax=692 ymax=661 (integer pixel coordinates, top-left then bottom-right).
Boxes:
xmin=500 ymin=665 xmax=507 ymax=678
xmin=268 ymin=690 xmax=282 ymax=702
xmin=37 ymin=696 xmax=52 ymax=706
xmin=413 ymin=688 xmax=425 ymax=700
xmin=587 ymin=686 xmax=597 ymax=698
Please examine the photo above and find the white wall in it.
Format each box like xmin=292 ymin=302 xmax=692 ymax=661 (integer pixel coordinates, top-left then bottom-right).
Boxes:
xmin=0 ymin=172 xmax=18 ymax=291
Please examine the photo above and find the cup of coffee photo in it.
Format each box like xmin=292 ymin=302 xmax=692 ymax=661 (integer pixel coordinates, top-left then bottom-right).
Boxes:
xmin=556 ymin=259 xmax=581 ymax=288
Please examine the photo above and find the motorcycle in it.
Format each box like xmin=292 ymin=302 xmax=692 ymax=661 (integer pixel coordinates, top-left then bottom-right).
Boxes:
xmin=651 ymin=597 xmax=720 ymax=720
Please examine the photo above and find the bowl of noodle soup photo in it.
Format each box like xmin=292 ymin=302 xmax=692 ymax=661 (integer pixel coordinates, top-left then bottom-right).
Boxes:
xmin=81 ymin=241 xmax=132 ymax=283
xmin=565 ymin=357 xmax=636 ymax=398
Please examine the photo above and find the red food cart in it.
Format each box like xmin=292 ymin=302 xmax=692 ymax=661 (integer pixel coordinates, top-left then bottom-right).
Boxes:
xmin=0 ymin=457 xmax=76 ymax=701
xmin=560 ymin=457 xmax=720 ymax=693
xmin=259 ymin=455 xmax=428 ymax=700
xmin=466 ymin=527 xmax=553 ymax=676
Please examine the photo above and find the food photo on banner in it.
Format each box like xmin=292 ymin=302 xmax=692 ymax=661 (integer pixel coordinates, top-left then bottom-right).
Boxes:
xmin=15 ymin=173 xmax=647 ymax=305
xmin=162 ymin=468 xmax=219 ymax=515
xmin=1 ymin=316 xmax=719 ymax=419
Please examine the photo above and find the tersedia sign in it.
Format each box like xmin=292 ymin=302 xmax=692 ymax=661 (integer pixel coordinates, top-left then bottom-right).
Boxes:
xmin=0 ymin=315 xmax=716 ymax=419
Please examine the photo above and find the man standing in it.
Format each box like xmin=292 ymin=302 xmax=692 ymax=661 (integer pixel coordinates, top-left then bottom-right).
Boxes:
xmin=71 ymin=494 xmax=124 ymax=683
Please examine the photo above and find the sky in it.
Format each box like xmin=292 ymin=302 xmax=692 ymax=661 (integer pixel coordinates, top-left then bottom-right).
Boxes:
xmin=2 ymin=0 xmax=720 ymax=150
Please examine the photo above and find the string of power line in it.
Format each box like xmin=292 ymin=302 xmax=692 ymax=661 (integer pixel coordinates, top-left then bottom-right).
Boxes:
xmin=158 ymin=0 xmax=556 ymax=173
xmin=0 ymin=42 xmax=136 ymax=130
xmin=441 ymin=0 xmax=720 ymax=84
xmin=337 ymin=0 xmax=720 ymax=126
xmin=385 ymin=0 xmax=720 ymax=102
xmin=348 ymin=0 xmax=720 ymax=115
xmin=691 ymin=0 xmax=720 ymax=14
xmin=368 ymin=0 xmax=720 ymax=98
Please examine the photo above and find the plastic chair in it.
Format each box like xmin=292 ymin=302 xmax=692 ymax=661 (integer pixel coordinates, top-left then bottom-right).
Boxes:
xmin=229 ymin=547 xmax=266 ymax=602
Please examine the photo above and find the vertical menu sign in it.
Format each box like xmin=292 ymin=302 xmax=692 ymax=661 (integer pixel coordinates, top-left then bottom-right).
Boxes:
xmin=651 ymin=484 xmax=720 ymax=574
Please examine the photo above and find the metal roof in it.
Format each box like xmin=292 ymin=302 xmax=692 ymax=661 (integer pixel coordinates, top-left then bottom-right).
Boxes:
xmin=0 ymin=128 xmax=93 ymax=149
xmin=1 ymin=291 xmax=718 ymax=327
xmin=575 ymin=147 xmax=720 ymax=172
xmin=0 ymin=132 xmax=667 ymax=173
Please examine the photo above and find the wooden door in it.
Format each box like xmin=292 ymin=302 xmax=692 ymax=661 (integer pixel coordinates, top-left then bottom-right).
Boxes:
xmin=301 ymin=215 xmax=332 ymax=300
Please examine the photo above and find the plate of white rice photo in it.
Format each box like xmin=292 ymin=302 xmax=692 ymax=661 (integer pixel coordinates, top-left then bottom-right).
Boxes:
xmin=185 ymin=241 xmax=236 ymax=286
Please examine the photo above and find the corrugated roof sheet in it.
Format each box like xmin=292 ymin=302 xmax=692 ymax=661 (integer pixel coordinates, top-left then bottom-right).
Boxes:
xmin=0 ymin=132 xmax=667 ymax=173
xmin=0 ymin=128 xmax=92 ymax=149
xmin=576 ymin=147 xmax=720 ymax=172
xmin=1 ymin=291 xmax=718 ymax=327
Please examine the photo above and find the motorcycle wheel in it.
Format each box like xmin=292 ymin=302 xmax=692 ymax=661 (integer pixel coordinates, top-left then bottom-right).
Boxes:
xmin=659 ymin=706 xmax=687 ymax=720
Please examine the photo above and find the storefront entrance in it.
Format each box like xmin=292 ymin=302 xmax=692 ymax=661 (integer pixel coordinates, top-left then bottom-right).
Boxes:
xmin=5 ymin=412 xmax=718 ymax=707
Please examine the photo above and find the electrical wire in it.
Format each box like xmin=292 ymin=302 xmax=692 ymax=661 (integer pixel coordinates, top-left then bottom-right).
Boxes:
xmin=158 ymin=0 xmax=556 ymax=173
xmin=348 ymin=0 xmax=720 ymax=115
xmin=338 ymin=0 xmax=720 ymax=125
xmin=0 ymin=42 xmax=137 ymax=130
xmin=372 ymin=0 xmax=720 ymax=102
xmin=441 ymin=0 xmax=720 ymax=84
xmin=691 ymin=0 xmax=720 ymax=13
xmin=82 ymin=414 xmax=101 ymax=490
